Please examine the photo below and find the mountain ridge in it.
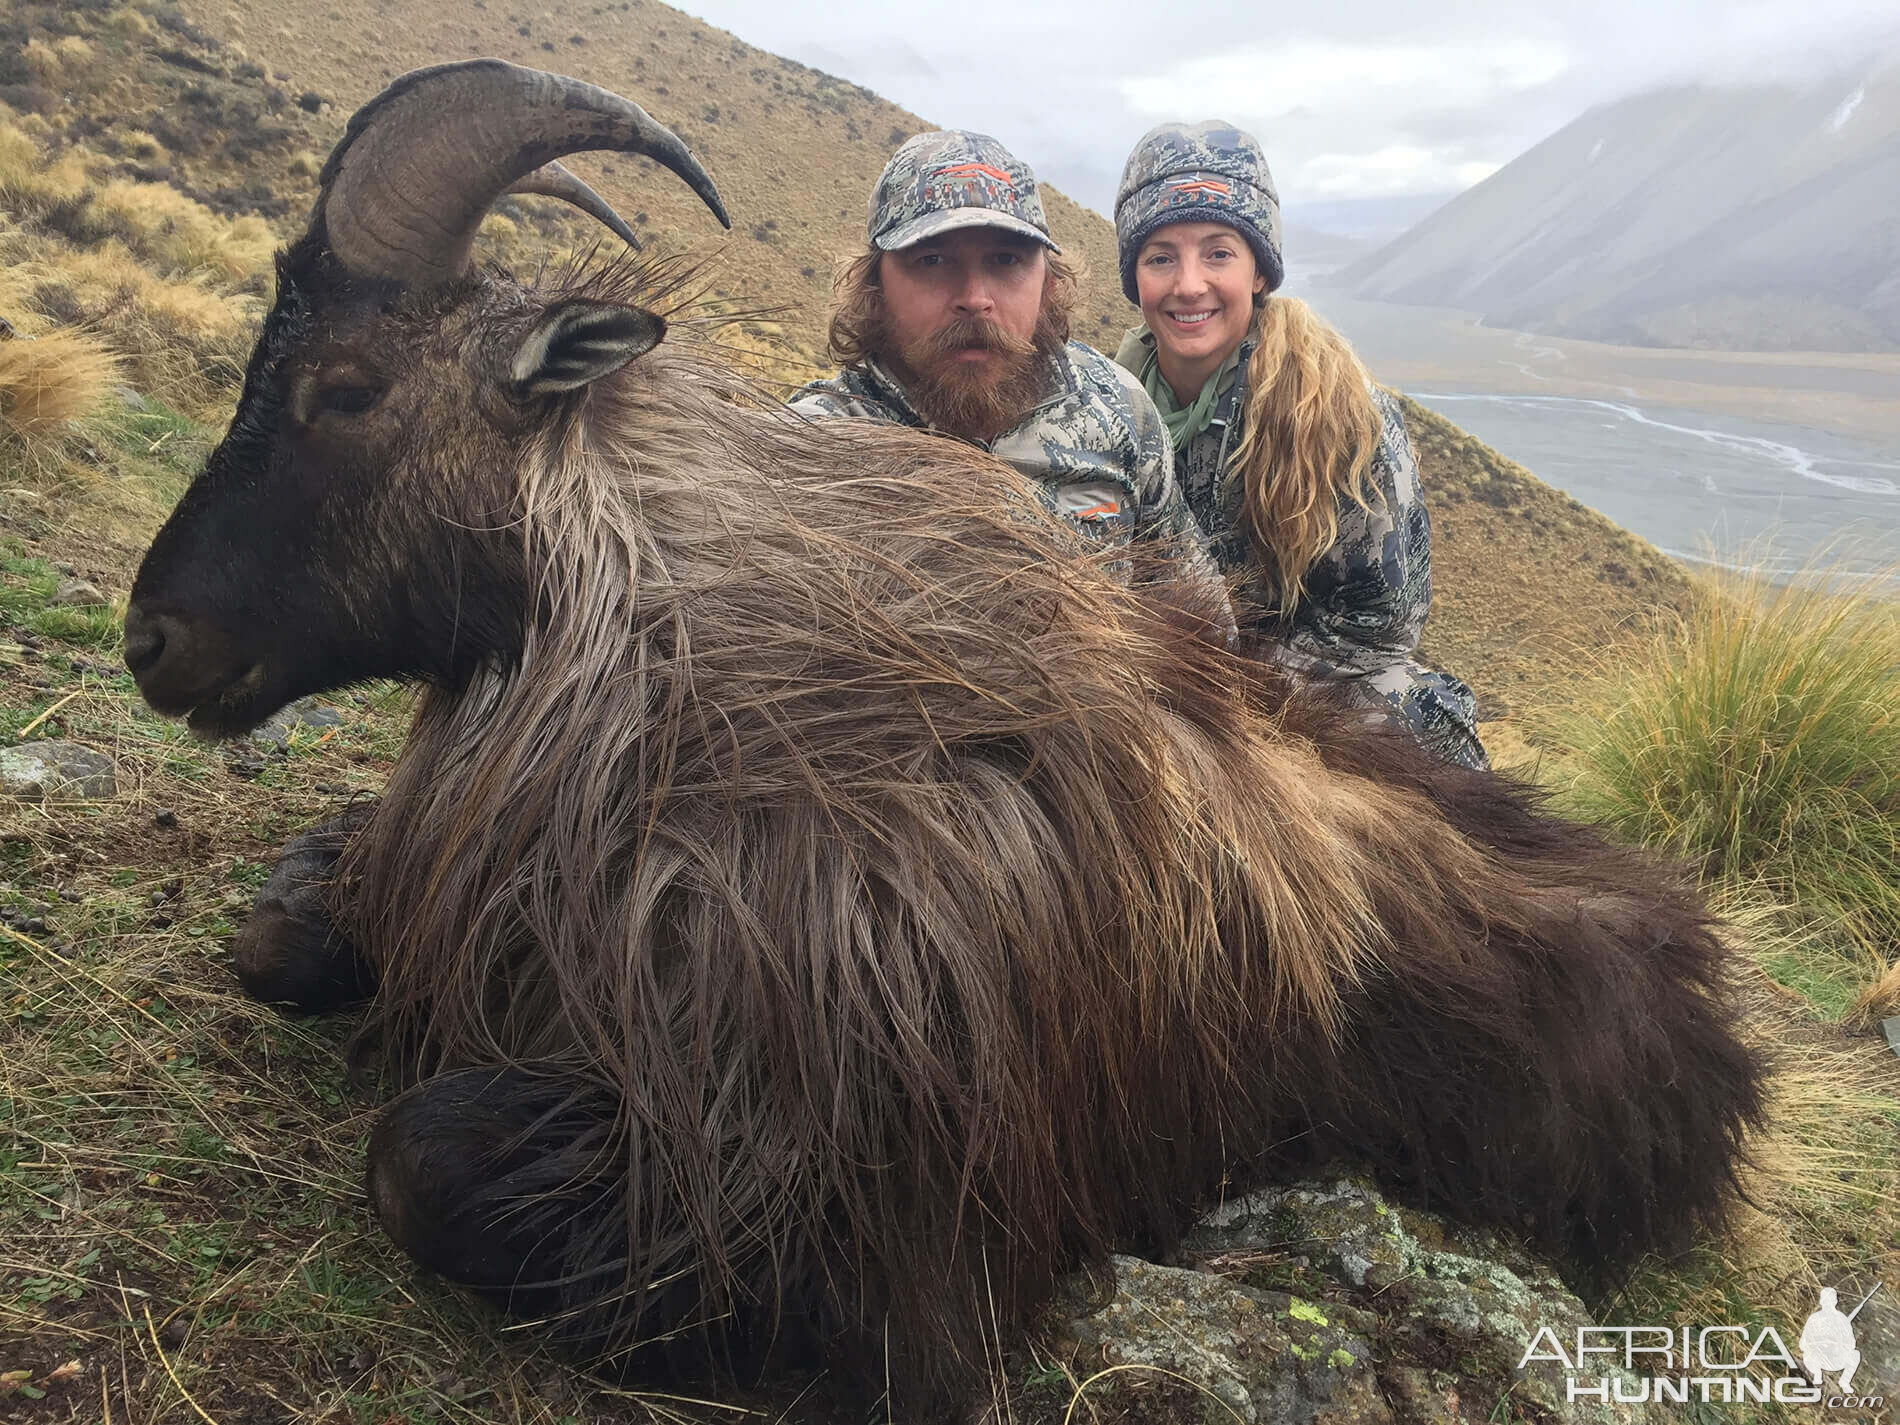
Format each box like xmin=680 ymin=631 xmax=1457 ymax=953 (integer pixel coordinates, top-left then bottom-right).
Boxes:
xmin=1338 ymin=60 xmax=1900 ymax=353
xmin=0 ymin=0 xmax=1697 ymax=712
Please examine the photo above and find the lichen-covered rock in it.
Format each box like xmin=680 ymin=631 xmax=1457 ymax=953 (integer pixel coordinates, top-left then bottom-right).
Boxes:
xmin=248 ymin=697 xmax=346 ymax=751
xmin=0 ymin=740 xmax=116 ymax=800
xmin=1054 ymin=1255 xmax=1389 ymax=1424
xmin=1835 ymin=1277 xmax=1899 ymax=1399
xmin=48 ymin=577 xmax=107 ymax=607
xmin=1049 ymin=1175 xmax=1657 ymax=1425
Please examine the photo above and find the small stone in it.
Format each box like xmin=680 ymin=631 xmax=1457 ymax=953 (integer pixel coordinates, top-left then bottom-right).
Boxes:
xmin=49 ymin=578 xmax=108 ymax=608
xmin=24 ymin=917 xmax=47 ymax=934
xmin=59 ymin=889 xmax=81 ymax=903
xmin=53 ymin=560 xmax=77 ymax=576
xmin=161 ymin=1317 xmax=188 ymax=1348
xmin=251 ymin=698 xmax=345 ymax=751
xmin=150 ymin=891 xmax=169 ymax=908
xmin=150 ymin=914 xmax=173 ymax=930
xmin=154 ymin=809 xmax=178 ymax=828
xmin=1882 ymin=1017 xmax=1900 ymax=1058
xmin=0 ymin=741 xmax=117 ymax=800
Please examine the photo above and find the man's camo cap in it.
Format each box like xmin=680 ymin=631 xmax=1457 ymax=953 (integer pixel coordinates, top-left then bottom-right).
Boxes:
xmin=869 ymin=129 xmax=1061 ymax=254
xmin=1115 ymin=121 xmax=1283 ymax=303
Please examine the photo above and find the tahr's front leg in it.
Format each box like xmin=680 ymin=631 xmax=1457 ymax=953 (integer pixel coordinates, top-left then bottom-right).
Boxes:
xmin=231 ymin=803 xmax=378 ymax=1011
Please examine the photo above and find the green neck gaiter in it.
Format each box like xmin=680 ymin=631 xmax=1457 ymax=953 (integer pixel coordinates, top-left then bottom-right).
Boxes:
xmin=1141 ymin=347 xmax=1228 ymax=447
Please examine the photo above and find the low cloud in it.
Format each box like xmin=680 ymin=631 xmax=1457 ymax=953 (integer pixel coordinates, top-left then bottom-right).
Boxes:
xmin=1119 ymin=40 xmax=1570 ymax=127
xmin=1298 ymin=147 xmax=1504 ymax=199
xmin=675 ymin=0 xmax=1900 ymax=216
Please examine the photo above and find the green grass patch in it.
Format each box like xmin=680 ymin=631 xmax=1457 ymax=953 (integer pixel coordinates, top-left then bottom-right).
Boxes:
xmin=1548 ymin=560 xmax=1900 ymax=1011
xmin=1 ymin=551 xmax=124 ymax=649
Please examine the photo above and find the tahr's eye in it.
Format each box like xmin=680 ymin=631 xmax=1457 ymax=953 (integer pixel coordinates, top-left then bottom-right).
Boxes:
xmin=315 ymin=384 xmax=384 ymax=417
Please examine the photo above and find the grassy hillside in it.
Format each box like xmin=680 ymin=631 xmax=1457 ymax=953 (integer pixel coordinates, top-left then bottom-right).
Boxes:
xmin=1 ymin=2 xmax=1895 ymax=1422
xmin=0 ymin=0 xmax=1699 ymax=713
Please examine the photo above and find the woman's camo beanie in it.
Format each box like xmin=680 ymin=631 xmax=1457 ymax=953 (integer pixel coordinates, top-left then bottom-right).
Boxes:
xmin=1115 ymin=121 xmax=1284 ymax=304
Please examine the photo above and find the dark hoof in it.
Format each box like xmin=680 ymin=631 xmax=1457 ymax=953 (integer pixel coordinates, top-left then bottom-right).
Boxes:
xmin=366 ymin=1068 xmax=620 ymax=1311
xmin=231 ymin=807 xmax=377 ymax=1011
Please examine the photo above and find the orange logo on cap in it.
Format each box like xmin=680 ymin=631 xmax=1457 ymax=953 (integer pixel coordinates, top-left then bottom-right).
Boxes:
xmin=936 ymin=162 xmax=1017 ymax=190
xmin=1170 ymin=178 xmax=1232 ymax=198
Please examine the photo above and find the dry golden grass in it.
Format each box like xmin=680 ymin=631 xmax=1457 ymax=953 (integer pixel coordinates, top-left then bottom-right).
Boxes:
xmin=0 ymin=330 xmax=119 ymax=435
xmin=21 ymin=36 xmax=94 ymax=86
xmin=114 ymin=129 xmax=169 ymax=165
xmin=0 ymin=126 xmax=90 ymax=215
xmin=93 ymin=180 xmax=278 ymax=284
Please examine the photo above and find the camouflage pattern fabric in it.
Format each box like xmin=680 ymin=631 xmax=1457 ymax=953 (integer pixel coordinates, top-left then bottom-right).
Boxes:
xmin=868 ymin=129 xmax=1059 ymax=254
xmin=1114 ymin=327 xmax=1489 ymax=770
xmin=791 ymin=342 xmax=1236 ymax=643
xmin=1113 ymin=120 xmax=1284 ymax=303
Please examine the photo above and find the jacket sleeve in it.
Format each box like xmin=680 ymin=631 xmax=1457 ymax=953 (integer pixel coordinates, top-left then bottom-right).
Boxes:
xmin=1124 ymin=382 xmax=1239 ymax=646
xmin=789 ymin=377 xmax=884 ymax=423
xmin=1267 ymin=388 xmax=1431 ymax=690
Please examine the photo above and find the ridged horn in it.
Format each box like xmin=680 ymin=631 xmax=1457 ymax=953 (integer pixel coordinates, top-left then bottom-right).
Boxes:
xmin=504 ymin=161 xmax=641 ymax=250
xmin=315 ymin=59 xmax=729 ymax=287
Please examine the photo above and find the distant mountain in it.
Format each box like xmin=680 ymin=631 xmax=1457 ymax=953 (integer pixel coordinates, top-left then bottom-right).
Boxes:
xmin=1288 ymin=193 xmax=1458 ymax=246
xmin=1337 ymin=61 xmax=1900 ymax=352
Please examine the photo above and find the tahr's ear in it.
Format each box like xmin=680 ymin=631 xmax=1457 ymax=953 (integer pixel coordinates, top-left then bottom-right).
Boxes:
xmin=510 ymin=300 xmax=665 ymax=396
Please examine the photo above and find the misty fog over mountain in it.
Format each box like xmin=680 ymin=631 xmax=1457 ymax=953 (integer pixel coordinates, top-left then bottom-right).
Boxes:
xmin=1334 ymin=56 xmax=1900 ymax=353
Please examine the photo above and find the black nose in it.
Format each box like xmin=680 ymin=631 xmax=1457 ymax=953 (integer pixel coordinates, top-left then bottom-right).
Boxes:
xmin=122 ymin=601 xmax=258 ymax=722
xmin=122 ymin=604 xmax=167 ymax=676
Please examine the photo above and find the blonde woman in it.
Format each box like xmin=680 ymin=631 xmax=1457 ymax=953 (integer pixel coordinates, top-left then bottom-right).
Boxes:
xmin=1113 ymin=121 xmax=1487 ymax=769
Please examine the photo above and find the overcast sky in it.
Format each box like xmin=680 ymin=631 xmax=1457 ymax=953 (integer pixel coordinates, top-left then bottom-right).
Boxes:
xmin=673 ymin=0 xmax=1900 ymax=223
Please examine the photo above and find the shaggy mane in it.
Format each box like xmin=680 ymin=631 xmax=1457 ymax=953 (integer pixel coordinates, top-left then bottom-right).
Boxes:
xmin=335 ymin=255 xmax=1763 ymax=1404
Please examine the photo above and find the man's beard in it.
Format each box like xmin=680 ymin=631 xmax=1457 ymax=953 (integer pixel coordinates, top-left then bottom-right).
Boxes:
xmin=884 ymin=313 xmax=1057 ymax=442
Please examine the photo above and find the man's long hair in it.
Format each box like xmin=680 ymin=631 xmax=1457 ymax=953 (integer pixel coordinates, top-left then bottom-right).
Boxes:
xmin=1228 ymin=296 xmax=1385 ymax=614
xmin=826 ymin=243 xmax=1080 ymax=369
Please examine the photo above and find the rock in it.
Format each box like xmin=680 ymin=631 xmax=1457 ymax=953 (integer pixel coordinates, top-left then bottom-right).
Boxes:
xmin=248 ymin=697 xmax=345 ymax=752
xmin=116 ymin=386 xmax=149 ymax=412
xmin=225 ymin=751 xmax=268 ymax=781
xmin=1057 ymin=1255 xmax=1387 ymax=1424
xmin=0 ymin=741 xmax=117 ymax=800
xmin=49 ymin=577 xmax=107 ymax=607
xmin=1053 ymin=1175 xmax=1657 ymax=1425
xmin=154 ymin=809 xmax=177 ymax=828
xmin=1881 ymin=1017 xmax=1900 ymax=1059
xmin=1831 ymin=1276 xmax=1899 ymax=1399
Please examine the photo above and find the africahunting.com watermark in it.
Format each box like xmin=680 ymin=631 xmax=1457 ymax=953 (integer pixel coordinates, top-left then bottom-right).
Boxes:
xmin=1520 ymin=1285 xmax=1885 ymax=1409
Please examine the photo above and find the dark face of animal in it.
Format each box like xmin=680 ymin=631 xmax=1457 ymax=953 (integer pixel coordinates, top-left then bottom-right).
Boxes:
xmin=124 ymin=59 xmax=727 ymax=736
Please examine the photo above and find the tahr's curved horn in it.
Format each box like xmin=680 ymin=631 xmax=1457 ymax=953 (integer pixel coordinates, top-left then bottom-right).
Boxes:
xmin=315 ymin=59 xmax=728 ymax=286
xmin=504 ymin=161 xmax=642 ymax=250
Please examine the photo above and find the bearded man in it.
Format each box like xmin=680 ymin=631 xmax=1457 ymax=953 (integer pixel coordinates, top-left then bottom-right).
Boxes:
xmin=792 ymin=130 xmax=1231 ymax=632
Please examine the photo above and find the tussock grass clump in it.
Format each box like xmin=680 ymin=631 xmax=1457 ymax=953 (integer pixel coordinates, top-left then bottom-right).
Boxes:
xmin=0 ymin=328 xmax=119 ymax=434
xmin=93 ymin=179 xmax=277 ymax=285
xmin=0 ymin=122 xmax=91 ymax=215
xmin=1551 ymin=560 xmax=1900 ymax=1013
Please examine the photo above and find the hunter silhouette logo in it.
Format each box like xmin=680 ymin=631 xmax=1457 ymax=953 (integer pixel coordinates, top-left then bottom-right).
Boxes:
xmin=1520 ymin=1282 xmax=1886 ymax=1408
xmin=1801 ymin=1285 xmax=1877 ymax=1392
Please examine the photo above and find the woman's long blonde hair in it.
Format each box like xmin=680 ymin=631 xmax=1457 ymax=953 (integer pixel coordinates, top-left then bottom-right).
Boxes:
xmin=1227 ymin=295 xmax=1384 ymax=613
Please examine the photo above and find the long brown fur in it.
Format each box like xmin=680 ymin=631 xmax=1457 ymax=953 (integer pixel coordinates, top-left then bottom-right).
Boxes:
xmin=326 ymin=257 xmax=1763 ymax=1413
